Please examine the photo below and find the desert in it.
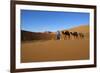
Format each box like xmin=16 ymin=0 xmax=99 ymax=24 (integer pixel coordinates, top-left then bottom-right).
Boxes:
xmin=21 ymin=25 xmax=89 ymax=63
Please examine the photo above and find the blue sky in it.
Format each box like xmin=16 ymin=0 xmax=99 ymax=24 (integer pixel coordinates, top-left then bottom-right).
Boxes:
xmin=21 ymin=10 xmax=89 ymax=32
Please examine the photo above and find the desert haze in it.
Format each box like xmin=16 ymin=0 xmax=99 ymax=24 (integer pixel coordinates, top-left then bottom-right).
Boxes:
xmin=21 ymin=25 xmax=89 ymax=63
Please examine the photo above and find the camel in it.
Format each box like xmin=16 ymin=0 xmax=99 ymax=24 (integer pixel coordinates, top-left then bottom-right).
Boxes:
xmin=70 ymin=32 xmax=78 ymax=39
xmin=60 ymin=31 xmax=85 ymax=40
xmin=62 ymin=31 xmax=70 ymax=40
xmin=79 ymin=33 xmax=84 ymax=39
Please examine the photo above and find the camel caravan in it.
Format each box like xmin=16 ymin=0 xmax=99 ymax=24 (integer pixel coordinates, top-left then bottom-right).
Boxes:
xmin=56 ymin=30 xmax=85 ymax=40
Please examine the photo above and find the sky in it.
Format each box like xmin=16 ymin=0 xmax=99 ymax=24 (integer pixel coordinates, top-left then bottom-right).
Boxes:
xmin=21 ymin=10 xmax=89 ymax=32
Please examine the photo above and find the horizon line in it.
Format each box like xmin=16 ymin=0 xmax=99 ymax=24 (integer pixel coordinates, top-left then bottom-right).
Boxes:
xmin=21 ymin=24 xmax=89 ymax=33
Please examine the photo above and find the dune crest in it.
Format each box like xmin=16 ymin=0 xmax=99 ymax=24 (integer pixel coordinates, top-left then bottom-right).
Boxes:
xmin=62 ymin=25 xmax=89 ymax=33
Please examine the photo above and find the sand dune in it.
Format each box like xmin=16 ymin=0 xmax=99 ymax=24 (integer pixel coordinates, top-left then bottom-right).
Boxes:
xmin=69 ymin=25 xmax=89 ymax=33
xmin=21 ymin=25 xmax=90 ymax=63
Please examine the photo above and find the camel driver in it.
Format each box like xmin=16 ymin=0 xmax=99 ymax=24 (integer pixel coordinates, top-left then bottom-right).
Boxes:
xmin=56 ymin=31 xmax=61 ymax=40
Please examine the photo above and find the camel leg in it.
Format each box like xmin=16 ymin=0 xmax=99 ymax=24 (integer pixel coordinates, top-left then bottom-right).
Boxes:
xmin=63 ymin=36 xmax=65 ymax=40
xmin=68 ymin=35 xmax=70 ymax=40
xmin=64 ymin=35 xmax=66 ymax=40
